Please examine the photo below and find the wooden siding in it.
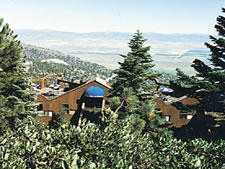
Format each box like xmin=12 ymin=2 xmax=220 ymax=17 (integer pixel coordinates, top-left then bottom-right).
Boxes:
xmin=36 ymin=79 xmax=200 ymax=129
xmin=36 ymin=80 xmax=110 ymax=114
xmin=153 ymin=97 xmax=199 ymax=128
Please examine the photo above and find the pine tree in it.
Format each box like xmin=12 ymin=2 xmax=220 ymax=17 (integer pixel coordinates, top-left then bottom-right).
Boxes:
xmin=109 ymin=30 xmax=170 ymax=137
xmin=0 ymin=19 xmax=34 ymax=133
xmin=109 ymin=87 xmax=172 ymax=137
xmin=111 ymin=30 xmax=160 ymax=100
xmin=176 ymin=8 xmax=225 ymax=106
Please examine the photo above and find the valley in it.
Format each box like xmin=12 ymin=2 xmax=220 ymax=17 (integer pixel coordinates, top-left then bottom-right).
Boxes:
xmin=17 ymin=30 xmax=211 ymax=74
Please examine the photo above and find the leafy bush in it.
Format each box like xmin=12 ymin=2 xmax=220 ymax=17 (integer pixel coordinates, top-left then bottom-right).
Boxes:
xmin=0 ymin=116 xmax=225 ymax=168
xmin=0 ymin=117 xmax=155 ymax=168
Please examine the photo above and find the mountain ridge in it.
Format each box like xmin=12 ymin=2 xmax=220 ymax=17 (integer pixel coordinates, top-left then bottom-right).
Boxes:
xmin=22 ymin=43 xmax=113 ymax=81
xmin=18 ymin=29 xmax=211 ymax=74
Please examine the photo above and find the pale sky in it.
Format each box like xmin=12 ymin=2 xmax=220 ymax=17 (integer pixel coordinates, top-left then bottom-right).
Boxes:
xmin=1 ymin=0 xmax=224 ymax=34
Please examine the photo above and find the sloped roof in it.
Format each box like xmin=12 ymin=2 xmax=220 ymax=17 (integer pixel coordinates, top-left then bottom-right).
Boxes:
xmin=42 ymin=77 xmax=111 ymax=101
xmin=86 ymin=77 xmax=111 ymax=89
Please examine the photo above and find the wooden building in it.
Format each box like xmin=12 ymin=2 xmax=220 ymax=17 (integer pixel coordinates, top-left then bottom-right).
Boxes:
xmin=35 ymin=77 xmax=110 ymax=118
xmin=153 ymin=97 xmax=199 ymax=128
xmin=34 ymin=75 xmax=207 ymax=128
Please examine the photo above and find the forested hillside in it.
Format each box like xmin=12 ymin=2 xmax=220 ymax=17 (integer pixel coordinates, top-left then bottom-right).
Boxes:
xmin=22 ymin=43 xmax=176 ymax=83
xmin=22 ymin=44 xmax=113 ymax=81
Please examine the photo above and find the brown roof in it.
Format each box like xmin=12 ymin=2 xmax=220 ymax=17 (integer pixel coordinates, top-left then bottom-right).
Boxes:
xmin=40 ymin=77 xmax=111 ymax=101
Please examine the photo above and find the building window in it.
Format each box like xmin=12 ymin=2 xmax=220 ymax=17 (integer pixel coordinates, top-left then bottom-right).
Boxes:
xmin=60 ymin=104 xmax=69 ymax=114
xmin=37 ymin=104 xmax=43 ymax=111
xmin=180 ymin=114 xmax=187 ymax=119
xmin=45 ymin=110 xmax=53 ymax=117
xmin=69 ymin=110 xmax=76 ymax=114
xmin=187 ymin=115 xmax=193 ymax=119
xmin=163 ymin=115 xmax=170 ymax=122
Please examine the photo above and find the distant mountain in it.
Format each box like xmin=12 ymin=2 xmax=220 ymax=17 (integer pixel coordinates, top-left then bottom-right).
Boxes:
xmin=16 ymin=29 xmax=210 ymax=42
xmin=22 ymin=44 xmax=113 ymax=81
xmin=17 ymin=29 xmax=211 ymax=74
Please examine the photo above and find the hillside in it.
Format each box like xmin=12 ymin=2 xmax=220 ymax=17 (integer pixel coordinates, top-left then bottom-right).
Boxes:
xmin=22 ymin=44 xmax=113 ymax=81
xmin=17 ymin=30 xmax=211 ymax=73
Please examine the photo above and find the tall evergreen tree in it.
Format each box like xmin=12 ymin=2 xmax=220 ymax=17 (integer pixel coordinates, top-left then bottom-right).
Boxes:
xmin=174 ymin=9 xmax=225 ymax=140
xmin=177 ymin=8 xmax=225 ymax=116
xmin=176 ymin=8 xmax=225 ymax=103
xmin=0 ymin=19 xmax=34 ymax=132
xmin=110 ymin=31 xmax=170 ymax=136
xmin=111 ymin=30 xmax=160 ymax=100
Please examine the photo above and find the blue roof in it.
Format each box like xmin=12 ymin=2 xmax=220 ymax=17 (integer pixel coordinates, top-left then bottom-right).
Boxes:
xmin=85 ymin=86 xmax=104 ymax=98
xmin=159 ymin=87 xmax=173 ymax=93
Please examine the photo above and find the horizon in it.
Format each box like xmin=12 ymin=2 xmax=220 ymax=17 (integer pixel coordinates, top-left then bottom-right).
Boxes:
xmin=15 ymin=28 xmax=215 ymax=35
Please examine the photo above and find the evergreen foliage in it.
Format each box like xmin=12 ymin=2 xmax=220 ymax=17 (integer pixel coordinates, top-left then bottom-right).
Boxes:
xmin=48 ymin=109 xmax=66 ymax=129
xmin=175 ymin=9 xmax=225 ymax=140
xmin=110 ymin=87 xmax=171 ymax=137
xmin=0 ymin=19 xmax=35 ymax=133
xmin=176 ymin=8 xmax=225 ymax=96
xmin=110 ymin=31 xmax=170 ymax=137
xmin=111 ymin=30 xmax=160 ymax=100
xmin=0 ymin=116 xmax=225 ymax=168
xmin=175 ymin=8 xmax=225 ymax=129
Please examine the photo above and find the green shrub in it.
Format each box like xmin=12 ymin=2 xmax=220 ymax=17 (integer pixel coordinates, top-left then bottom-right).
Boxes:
xmin=0 ymin=116 xmax=224 ymax=168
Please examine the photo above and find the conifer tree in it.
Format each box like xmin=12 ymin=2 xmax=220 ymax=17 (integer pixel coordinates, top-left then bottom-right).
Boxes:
xmin=0 ymin=19 xmax=34 ymax=132
xmin=109 ymin=87 xmax=172 ymax=137
xmin=110 ymin=30 xmax=170 ymax=137
xmin=176 ymin=8 xmax=225 ymax=106
xmin=111 ymin=30 xmax=160 ymax=100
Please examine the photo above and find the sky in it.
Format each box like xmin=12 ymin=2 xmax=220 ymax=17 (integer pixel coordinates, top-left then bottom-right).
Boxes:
xmin=0 ymin=0 xmax=224 ymax=34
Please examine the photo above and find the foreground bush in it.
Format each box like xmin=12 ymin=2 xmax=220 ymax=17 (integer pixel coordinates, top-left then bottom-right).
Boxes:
xmin=0 ymin=117 xmax=225 ymax=168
